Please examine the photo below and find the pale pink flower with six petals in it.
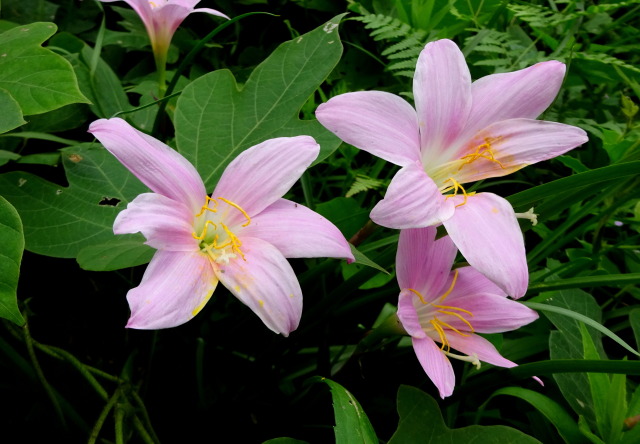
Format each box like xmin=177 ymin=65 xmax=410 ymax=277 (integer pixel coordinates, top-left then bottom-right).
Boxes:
xmin=396 ymin=226 xmax=539 ymax=398
xmin=316 ymin=39 xmax=588 ymax=298
xmin=89 ymin=118 xmax=353 ymax=335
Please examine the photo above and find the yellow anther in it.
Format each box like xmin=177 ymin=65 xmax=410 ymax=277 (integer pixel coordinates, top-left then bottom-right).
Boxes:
xmin=195 ymin=196 xmax=219 ymax=217
xmin=430 ymin=318 xmax=450 ymax=351
xmin=439 ymin=269 xmax=458 ymax=302
xmin=459 ymin=137 xmax=506 ymax=170
xmin=407 ymin=288 xmax=428 ymax=304
xmin=192 ymin=220 xmax=218 ymax=241
xmin=220 ymin=222 xmax=246 ymax=261
xmin=217 ymin=197 xmax=251 ymax=227
xmin=442 ymin=178 xmax=470 ymax=207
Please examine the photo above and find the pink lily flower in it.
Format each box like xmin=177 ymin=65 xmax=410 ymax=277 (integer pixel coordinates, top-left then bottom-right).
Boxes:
xmin=98 ymin=0 xmax=228 ymax=89
xmin=88 ymin=118 xmax=353 ymax=335
xmin=396 ymin=226 xmax=539 ymax=398
xmin=316 ymin=39 xmax=588 ymax=298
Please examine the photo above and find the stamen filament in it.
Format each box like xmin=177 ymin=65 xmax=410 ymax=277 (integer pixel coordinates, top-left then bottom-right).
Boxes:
xmin=407 ymin=288 xmax=428 ymax=305
xmin=443 ymin=178 xmax=469 ymax=207
xmin=192 ymin=220 xmax=218 ymax=240
xmin=458 ymin=138 xmax=506 ymax=170
xmin=430 ymin=318 xmax=450 ymax=351
xmin=443 ymin=351 xmax=481 ymax=369
xmin=217 ymin=197 xmax=251 ymax=227
xmin=195 ymin=196 xmax=219 ymax=217
xmin=435 ymin=317 xmax=471 ymax=337
xmin=439 ymin=269 xmax=458 ymax=302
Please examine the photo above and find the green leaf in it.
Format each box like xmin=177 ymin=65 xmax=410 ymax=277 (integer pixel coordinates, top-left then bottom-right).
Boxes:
xmin=316 ymin=377 xmax=378 ymax=444
xmin=0 ymin=88 xmax=26 ymax=133
xmin=525 ymin=301 xmax=640 ymax=357
xmin=0 ymin=22 xmax=89 ymax=116
xmin=349 ymin=244 xmax=391 ymax=274
xmin=507 ymin=162 xmax=640 ymax=211
xmin=479 ymin=387 xmax=586 ymax=443
xmin=174 ymin=15 xmax=346 ymax=189
xmin=630 ymin=309 xmax=640 ymax=350
xmin=388 ymin=385 xmax=541 ymax=444
xmin=76 ymin=238 xmax=154 ymax=271
xmin=314 ymin=197 xmax=370 ymax=240
xmin=579 ymin=323 xmax=611 ymax=440
xmin=527 ymin=274 xmax=640 ymax=293
xmin=0 ymin=144 xmax=148 ymax=261
xmin=0 ymin=195 xmax=25 ymax=325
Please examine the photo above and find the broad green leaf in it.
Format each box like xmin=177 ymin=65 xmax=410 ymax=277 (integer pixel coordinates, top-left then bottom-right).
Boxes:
xmin=0 ymin=148 xmax=21 ymax=167
xmin=0 ymin=143 xmax=148 ymax=260
xmin=543 ymin=289 xmax=604 ymax=429
xmin=0 ymin=196 xmax=25 ymax=325
xmin=388 ymin=385 xmax=541 ymax=444
xmin=76 ymin=238 xmax=154 ymax=271
xmin=50 ymin=32 xmax=130 ymax=118
xmin=0 ymin=22 xmax=89 ymax=115
xmin=314 ymin=197 xmax=370 ymax=240
xmin=526 ymin=301 xmax=639 ymax=357
xmin=479 ymin=386 xmax=586 ymax=443
xmin=580 ymin=323 xmax=611 ymax=440
xmin=606 ymin=371 xmax=626 ymax=444
xmin=0 ymin=88 xmax=26 ymax=133
xmin=174 ymin=15 xmax=346 ymax=189
xmin=316 ymin=377 xmax=377 ymax=444
xmin=527 ymin=274 xmax=640 ymax=293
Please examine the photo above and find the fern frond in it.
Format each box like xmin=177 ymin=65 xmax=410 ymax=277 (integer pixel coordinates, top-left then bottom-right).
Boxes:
xmin=346 ymin=174 xmax=385 ymax=198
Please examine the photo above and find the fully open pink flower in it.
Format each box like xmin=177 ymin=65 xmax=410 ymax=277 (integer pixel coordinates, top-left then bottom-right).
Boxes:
xmin=98 ymin=0 xmax=228 ymax=65
xmin=396 ymin=226 xmax=539 ymax=398
xmin=89 ymin=118 xmax=353 ymax=335
xmin=316 ymin=39 xmax=588 ymax=298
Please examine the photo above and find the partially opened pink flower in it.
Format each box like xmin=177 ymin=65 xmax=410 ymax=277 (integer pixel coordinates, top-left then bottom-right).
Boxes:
xmin=316 ymin=39 xmax=588 ymax=298
xmin=396 ymin=226 xmax=539 ymax=398
xmin=98 ymin=0 xmax=228 ymax=89
xmin=89 ymin=118 xmax=353 ymax=335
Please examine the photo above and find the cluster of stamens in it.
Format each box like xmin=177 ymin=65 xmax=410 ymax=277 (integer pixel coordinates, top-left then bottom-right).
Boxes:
xmin=459 ymin=137 xmax=506 ymax=170
xmin=408 ymin=270 xmax=480 ymax=368
xmin=192 ymin=197 xmax=251 ymax=264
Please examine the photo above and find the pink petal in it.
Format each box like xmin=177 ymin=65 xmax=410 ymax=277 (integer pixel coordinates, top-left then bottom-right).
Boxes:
xmin=455 ymin=118 xmax=589 ymax=184
xmin=126 ymin=250 xmax=218 ymax=329
xmin=242 ymin=199 xmax=353 ymax=261
xmin=441 ymin=292 xmax=539 ymax=334
xmin=446 ymin=333 xmax=517 ymax=369
xmin=370 ymin=163 xmax=455 ymax=229
xmin=89 ymin=118 xmax=206 ymax=214
xmin=446 ymin=266 xmax=507 ymax=298
xmin=414 ymin=40 xmax=471 ymax=162
xmin=396 ymin=226 xmax=457 ymax=297
xmin=397 ymin=290 xmax=427 ymax=338
xmin=316 ymin=91 xmax=421 ymax=166
xmin=114 ymin=193 xmax=198 ymax=251
xmin=412 ymin=336 xmax=455 ymax=399
xmin=212 ymin=136 xmax=319 ymax=225
xmin=216 ymin=237 xmax=302 ymax=336
xmin=463 ymin=61 xmax=567 ymax=139
xmin=192 ymin=7 xmax=230 ymax=19
xmin=443 ymin=193 xmax=528 ymax=298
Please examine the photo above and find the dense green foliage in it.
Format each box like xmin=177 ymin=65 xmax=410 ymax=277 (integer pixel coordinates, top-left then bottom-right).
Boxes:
xmin=0 ymin=0 xmax=639 ymax=442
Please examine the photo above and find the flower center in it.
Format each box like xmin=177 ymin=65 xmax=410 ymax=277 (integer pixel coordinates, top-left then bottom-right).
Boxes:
xmin=408 ymin=270 xmax=476 ymax=354
xmin=192 ymin=197 xmax=251 ymax=265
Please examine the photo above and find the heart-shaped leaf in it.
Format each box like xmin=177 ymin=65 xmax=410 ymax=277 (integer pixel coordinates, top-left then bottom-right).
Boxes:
xmin=0 ymin=22 xmax=89 ymax=116
xmin=388 ymin=385 xmax=541 ymax=444
xmin=174 ymin=14 xmax=346 ymax=189
xmin=0 ymin=195 xmax=25 ymax=325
